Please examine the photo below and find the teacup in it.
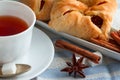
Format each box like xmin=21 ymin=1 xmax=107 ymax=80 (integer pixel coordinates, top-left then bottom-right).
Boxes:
xmin=0 ymin=1 xmax=36 ymax=64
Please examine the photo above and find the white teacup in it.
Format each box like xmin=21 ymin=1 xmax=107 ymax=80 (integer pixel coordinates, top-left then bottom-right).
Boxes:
xmin=0 ymin=1 xmax=36 ymax=64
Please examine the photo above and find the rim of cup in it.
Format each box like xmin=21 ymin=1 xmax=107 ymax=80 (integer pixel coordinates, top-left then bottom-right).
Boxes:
xmin=0 ymin=1 xmax=36 ymax=38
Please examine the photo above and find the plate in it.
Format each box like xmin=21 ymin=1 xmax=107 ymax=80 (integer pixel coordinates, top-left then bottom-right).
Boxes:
xmin=35 ymin=8 xmax=120 ymax=62
xmin=1 ymin=27 xmax=54 ymax=80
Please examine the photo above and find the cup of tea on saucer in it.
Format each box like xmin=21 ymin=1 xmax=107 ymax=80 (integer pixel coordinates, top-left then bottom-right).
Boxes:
xmin=0 ymin=1 xmax=36 ymax=65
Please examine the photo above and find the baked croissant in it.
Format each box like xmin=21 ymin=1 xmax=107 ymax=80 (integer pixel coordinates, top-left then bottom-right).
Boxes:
xmin=49 ymin=0 xmax=117 ymax=40
xmin=20 ymin=0 xmax=54 ymax=21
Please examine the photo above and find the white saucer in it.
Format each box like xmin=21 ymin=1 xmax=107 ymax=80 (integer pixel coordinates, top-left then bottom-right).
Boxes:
xmin=2 ymin=27 xmax=54 ymax=80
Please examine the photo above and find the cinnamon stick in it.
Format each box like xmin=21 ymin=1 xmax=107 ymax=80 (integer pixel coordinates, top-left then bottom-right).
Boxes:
xmin=55 ymin=40 xmax=101 ymax=64
xmin=91 ymin=38 xmax=120 ymax=53
xmin=110 ymin=31 xmax=120 ymax=45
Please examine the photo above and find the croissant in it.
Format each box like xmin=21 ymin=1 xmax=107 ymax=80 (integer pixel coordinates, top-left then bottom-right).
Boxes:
xmin=20 ymin=0 xmax=54 ymax=21
xmin=49 ymin=0 xmax=117 ymax=40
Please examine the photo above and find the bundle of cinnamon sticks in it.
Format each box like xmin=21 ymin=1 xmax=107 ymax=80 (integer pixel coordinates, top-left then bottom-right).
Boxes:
xmin=91 ymin=30 xmax=120 ymax=53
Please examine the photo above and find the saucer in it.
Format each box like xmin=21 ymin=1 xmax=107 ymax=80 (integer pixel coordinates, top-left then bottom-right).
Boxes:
xmin=2 ymin=27 xmax=54 ymax=80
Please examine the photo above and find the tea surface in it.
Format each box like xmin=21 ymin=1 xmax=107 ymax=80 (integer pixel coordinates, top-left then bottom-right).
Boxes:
xmin=0 ymin=16 xmax=28 ymax=36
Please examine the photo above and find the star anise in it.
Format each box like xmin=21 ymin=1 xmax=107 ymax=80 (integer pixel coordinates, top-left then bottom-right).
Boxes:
xmin=61 ymin=54 xmax=89 ymax=78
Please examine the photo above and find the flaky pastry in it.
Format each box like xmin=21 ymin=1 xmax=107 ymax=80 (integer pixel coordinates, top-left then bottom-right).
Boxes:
xmin=49 ymin=0 xmax=117 ymax=40
xmin=20 ymin=0 xmax=54 ymax=21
